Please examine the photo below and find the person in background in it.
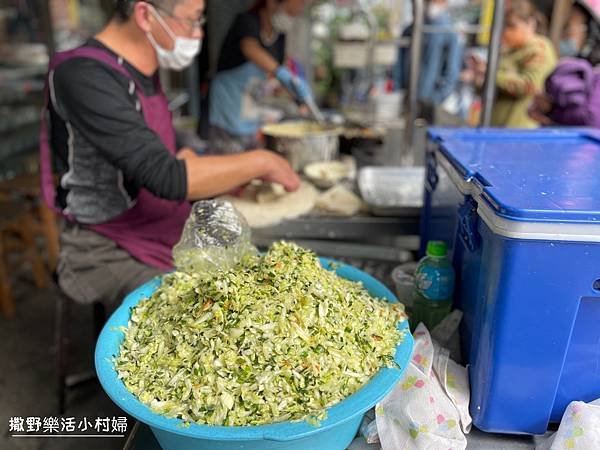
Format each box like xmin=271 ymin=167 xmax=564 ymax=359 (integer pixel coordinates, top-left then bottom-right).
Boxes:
xmin=6 ymin=0 xmax=39 ymax=42
xmin=483 ymin=0 xmax=556 ymax=128
xmin=393 ymin=0 xmax=463 ymax=121
xmin=558 ymin=0 xmax=600 ymax=65
xmin=529 ymin=0 xmax=600 ymax=127
xmin=41 ymin=0 xmax=300 ymax=312
xmin=208 ymin=0 xmax=312 ymax=154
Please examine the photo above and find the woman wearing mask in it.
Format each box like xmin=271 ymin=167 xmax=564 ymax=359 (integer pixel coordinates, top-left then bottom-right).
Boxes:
xmin=529 ymin=0 xmax=600 ymax=128
xmin=484 ymin=0 xmax=557 ymax=128
xmin=41 ymin=0 xmax=299 ymax=311
xmin=209 ymin=0 xmax=312 ymax=154
xmin=558 ymin=0 xmax=600 ymax=64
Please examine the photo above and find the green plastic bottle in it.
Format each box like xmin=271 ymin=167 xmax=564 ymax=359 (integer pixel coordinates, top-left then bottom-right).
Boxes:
xmin=411 ymin=241 xmax=455 ymax=330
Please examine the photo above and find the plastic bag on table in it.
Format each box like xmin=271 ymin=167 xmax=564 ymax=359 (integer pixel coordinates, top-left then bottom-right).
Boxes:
xmin=431 ymin=309 xmax=464 ymax=366
xmin=536 ymin=399 xmax=600 ymax=450
xmin=172 ymin=200 xmax=257 ymax=276
xmin=347 ymin=437 xmax=382 ymax=450
xmin=359 ymin=409 xmax=380 ymax=444
xmin=375 ymin=323 xmax=471 ymax=450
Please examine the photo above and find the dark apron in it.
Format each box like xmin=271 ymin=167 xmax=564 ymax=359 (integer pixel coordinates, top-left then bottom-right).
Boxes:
xmin=40 ymin=46 xmax=191 ymax=270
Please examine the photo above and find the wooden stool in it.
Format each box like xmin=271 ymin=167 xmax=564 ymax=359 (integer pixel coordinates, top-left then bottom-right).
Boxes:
xmin=0 ymin=200 xmax=48 ymax=318
xmin=0 ymin=173 xmax=107 ymax=411
xmin=0 ymin=173 xmax=60 ymax=272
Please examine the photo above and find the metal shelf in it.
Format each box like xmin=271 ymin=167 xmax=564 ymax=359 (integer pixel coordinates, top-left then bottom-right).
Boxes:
xmin=0 ymin=106 xmax=39 ymax=134
xmin=0 ymin=64 xmax=47 ymax=82
xmin=0 ymin=123 xmax=40 ymax=160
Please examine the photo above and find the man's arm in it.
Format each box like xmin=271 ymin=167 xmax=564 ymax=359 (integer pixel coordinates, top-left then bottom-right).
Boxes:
xmin=54 ymin=57 xmax=300 ymax=202
xmin=176 ymin=149 xmax=300 ymax=200
xmin=53 ymin=59 xmax=188 ymax=200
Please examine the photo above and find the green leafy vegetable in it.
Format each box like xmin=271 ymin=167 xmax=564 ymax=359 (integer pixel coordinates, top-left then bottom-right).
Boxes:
xmin=115 ymin=241 xmax=405 ymax=427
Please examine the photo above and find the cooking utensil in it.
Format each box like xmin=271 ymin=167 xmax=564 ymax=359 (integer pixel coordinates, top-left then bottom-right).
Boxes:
xmin=262 ymin=121 xmax=343 ymax=171
xmin=305 ymin=97 xmax=326 ymax=125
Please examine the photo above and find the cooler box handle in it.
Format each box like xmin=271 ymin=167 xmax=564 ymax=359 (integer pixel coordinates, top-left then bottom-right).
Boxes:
xmin=457 ymin=198 xmax=480 ymax=252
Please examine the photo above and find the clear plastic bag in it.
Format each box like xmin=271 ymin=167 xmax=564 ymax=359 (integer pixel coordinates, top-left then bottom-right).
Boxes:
xmin=172 ymin=200 xmax=257 ymax=276
xmin=537 ymin=399 xmax=600 ymax=450
xmin=360 ymin=409 xmax=381 ymax=444
xmin=375 ymin=323 xmax=471 ymax=450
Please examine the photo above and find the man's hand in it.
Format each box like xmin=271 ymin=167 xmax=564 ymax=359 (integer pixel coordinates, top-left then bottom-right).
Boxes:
xmin=251 ymin=149 xmax=301 ymax=192
xmin=176 ymin=147 xmax=197 ymax=160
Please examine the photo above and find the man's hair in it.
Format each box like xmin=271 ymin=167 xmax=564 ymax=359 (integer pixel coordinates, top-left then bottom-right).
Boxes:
xmin=249 ymin=0 xmax=284 ymax=13
xmin=114 ymin=0 xmax=181 ymax=21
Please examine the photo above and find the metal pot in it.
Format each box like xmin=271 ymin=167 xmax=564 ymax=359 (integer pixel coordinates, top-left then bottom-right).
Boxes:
xmin=262 ymin=121 xmax=342 ymax=171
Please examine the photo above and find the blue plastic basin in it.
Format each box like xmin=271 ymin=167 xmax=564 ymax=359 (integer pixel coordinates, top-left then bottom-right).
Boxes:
xmin=95 ymin=258 xmax=413 ymax=450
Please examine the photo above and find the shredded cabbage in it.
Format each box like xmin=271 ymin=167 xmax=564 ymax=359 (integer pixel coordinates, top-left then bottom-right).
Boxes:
xmin=115 ymin=241 xmax=406 ymax=426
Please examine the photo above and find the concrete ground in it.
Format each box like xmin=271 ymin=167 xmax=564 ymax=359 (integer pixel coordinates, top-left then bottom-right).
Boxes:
xmin=1 ymin=271 xmax=549 ymax=450
xmin=1 ymin=271 xmax=128 ymax=450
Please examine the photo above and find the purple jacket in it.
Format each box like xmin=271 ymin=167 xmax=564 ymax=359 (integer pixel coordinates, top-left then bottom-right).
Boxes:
xmin=545 ymin=58 xmax=600 ymax=128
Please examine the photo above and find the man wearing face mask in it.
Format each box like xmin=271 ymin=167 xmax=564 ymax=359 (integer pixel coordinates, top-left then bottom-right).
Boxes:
xmin=40 ymin=0 xmax=300 ymax=311
xmin=393 ymin=0 xmax=463 ymax=120
xmin=208 ymin=0 xmax=312 ymax=154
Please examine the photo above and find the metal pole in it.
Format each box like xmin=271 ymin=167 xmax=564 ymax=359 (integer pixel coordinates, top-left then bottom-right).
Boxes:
xmin=186 ymin=62 xmax=200 ymax=119
xmin=550 ymin=0 xmax=573 ymax=49
xmin=403 ymin=0 xmax=425 ymax=163
xmin=353 ymin=1 xmax=378 ymax=120
xmin=479 ymin=0 xmax=504 ymax=127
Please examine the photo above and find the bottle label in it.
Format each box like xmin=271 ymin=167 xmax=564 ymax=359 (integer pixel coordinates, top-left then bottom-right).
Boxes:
xmin=415 ymin=265 xmax=455 ymax=301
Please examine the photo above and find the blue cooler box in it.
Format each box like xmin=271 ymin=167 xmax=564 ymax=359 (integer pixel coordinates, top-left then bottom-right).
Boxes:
xmin=422 ymin=128 xmax=600 ymax=435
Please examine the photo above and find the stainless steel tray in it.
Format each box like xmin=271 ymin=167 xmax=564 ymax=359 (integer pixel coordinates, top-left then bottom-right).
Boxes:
xmin=358 ymin=166 xmax=425 ymax=216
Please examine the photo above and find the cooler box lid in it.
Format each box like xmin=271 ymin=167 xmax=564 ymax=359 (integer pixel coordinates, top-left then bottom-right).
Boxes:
xmin=428 ymin=128 xmax=600 ymax=225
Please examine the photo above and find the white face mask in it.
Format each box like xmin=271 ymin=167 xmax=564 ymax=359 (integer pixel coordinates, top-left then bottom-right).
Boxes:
xmin=146 ymin=6 xmax=201 ymax=71
xmin=426 ymin=4 xmax=446 ymax=21
xmin=271 ymin=9 xmax=295 ymax=34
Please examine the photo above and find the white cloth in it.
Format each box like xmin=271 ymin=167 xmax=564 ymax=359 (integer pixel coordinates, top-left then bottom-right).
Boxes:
xmin=536 ymin=399 xmax=600 ymax=450
xmin=375 ymin=323 xmax=471 ymax=450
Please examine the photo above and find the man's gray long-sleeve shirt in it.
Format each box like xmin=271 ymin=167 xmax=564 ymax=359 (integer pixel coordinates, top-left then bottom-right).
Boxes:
xmin=49 ymin=39 xmax=187 ymax=224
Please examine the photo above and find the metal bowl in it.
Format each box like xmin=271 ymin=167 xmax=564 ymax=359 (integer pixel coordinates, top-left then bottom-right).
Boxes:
xmin=262 ymin=121 xmax=343 ymax=171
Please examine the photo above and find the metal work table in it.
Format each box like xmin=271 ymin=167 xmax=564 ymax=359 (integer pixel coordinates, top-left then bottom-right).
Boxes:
xmin=252 ymin=214 xmax=420 ymax=241
xmin=251 ymin=213 xmax=421 ymax=262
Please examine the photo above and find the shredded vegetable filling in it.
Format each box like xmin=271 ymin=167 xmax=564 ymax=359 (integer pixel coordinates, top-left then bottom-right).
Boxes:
xmin=115 ymin=241 xmax=405 ymax=426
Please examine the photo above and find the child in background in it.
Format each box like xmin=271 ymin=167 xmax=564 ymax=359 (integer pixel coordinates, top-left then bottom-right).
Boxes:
xmin=485 ymin=0 xmax=557 ymax=128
